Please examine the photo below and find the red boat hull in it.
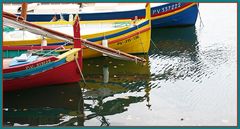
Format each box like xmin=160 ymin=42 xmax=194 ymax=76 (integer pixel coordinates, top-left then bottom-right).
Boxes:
xmin=3 ymin=61 xmax=81 ymax=92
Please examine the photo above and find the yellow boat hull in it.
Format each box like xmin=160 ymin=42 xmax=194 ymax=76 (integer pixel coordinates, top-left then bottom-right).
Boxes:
xmin=4 ymin=3 xmax=152 ymax=59
xmin=4 ymin=20 xmax=151 ymax=59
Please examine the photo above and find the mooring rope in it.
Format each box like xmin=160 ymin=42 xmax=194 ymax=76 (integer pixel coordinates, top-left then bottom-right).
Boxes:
xmin=29 ymin=41 xmax=69 ymax=57
xmin=136 ymin=24 xmax=147 ymax=56
xmin=197 ymin=4 xmax=204 ymax=28
xmin=75 ymin=57 xmax=86 ymax=85
xmin=150 ymin=39 xmax=161 ymax=52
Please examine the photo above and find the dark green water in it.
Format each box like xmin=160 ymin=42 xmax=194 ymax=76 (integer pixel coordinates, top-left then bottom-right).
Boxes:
xmin=3 ymin=3 xmax=237 ymax=126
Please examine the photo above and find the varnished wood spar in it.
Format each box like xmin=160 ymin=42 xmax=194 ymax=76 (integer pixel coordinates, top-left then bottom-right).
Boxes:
xmin=3 ymin=11 xmax=146 ymax=62
xmin=80 ymin=39 xmax=146 ymax=62
xmin=3 ymin=11 xmax=73 ymax=41
xmin=21 ymin=3 xmax=28 ymax=20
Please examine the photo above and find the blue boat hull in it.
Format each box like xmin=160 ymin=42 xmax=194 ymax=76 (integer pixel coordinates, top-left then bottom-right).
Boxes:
xmin=152 ymin=4 xmax=199 ymax=27
xmin=25 ymin=3 xmax=199 ymax=28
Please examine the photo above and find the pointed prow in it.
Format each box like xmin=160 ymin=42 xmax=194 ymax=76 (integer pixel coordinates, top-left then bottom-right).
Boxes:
xmin=73 ymin=15 xmax=81 ymax=49
xmin=145 ymin=3 xmax=151 ymax=25
xmin=73 ymin=15 xmax=84 ymax=82
xmin=73 ymin=15 xmax=82 ymax=68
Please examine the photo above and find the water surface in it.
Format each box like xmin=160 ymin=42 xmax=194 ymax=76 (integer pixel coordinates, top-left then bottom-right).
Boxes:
xmin=3 ymin=3 xmax=237 ymax=126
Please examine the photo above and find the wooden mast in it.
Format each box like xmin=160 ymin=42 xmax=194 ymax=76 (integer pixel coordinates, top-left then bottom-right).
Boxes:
xmin=20 ymin=2 xmax=28 ymax=20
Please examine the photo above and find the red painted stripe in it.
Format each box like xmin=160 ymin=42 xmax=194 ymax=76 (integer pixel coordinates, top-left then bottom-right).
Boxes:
xmin=3 ymin=45 xmax=65 ymax=50
xmin=108 ymin=26 xmax=151 ymax=44
xmin=3 ymin=56 xmax=58 ymax=73
xmin=3 ymin=61 xmax=81 ymax=92
xmin=81 ymin=26 xmax=150 ymax=49
xmin=124 ymin=3 xmax=194 ymax=20
xmin=151 ymin=3 xmax=193 ymax=17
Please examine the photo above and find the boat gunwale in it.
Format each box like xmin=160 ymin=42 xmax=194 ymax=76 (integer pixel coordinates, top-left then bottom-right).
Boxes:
xmin=3 ymin=48 xmax=80 ymax=75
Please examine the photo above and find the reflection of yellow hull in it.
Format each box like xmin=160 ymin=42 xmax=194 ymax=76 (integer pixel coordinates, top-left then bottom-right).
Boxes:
xmin=80 ymin=56 xmax=151 ymax=97
xmin=82 ymin=55 xmax=151 ymax=83
xmin=3 ymin=19 xmax=151 ymax=59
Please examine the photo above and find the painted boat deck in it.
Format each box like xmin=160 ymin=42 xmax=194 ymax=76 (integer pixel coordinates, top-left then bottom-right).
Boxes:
xmin=3 ymin=21 xmax=132 ymax=41
xmin=3 ymin=57 xmax=47 ymax=69
xmin=3 ymin=58 xmax=13 ymax=69
xmin=3 ymin=3 xmax=165 ymax=14
xmin=80 ymin=3 xmax=166 ymax=13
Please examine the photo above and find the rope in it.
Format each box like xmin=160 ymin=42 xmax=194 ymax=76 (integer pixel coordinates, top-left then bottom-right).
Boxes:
xmin=33 ymin=41 xmax=70 ymax=57
xmin=16 ymin=16 xmax=20 ymax=21
xmin=135 ymin=22 xmax=148 ymax=63
xmin=75 ymin=57 xmax=86 ymax=85
xmin=136 ymin=24 xmax=146 ymax=55
xmin=150 ymin=39 xmax=161 ymax=52
xmin=197 ymin=4 xmax=204 ymax=28
xmin=41 ymin=46 xmax=64 ymax=57
xmin=134 ymin=57 xmax=138 ymax=64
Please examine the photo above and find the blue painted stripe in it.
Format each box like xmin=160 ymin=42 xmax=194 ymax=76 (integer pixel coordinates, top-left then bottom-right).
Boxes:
xmin=20 ymin=3 xmax=198 ymax=28
xmin=29 ymin=20 xmax=149 ymax=46
xmin=88 ymin=20 xmax=149 ymax=42
xmin=24 ymin=43 xmax=72 ymax=46
xmin=4 ymin=59 xmax=66 ymax=79
xmin=48 ymin=20 xmax=149 ymax=43
xmin=23 ymin=3 xmax=187 ymax=23
xmin=78 ymin=3 xmax=187 ymax=21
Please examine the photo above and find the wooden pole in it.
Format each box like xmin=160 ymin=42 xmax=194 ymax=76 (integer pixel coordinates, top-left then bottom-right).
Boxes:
xmin=21 ymin=3 xmax=28 ymax=20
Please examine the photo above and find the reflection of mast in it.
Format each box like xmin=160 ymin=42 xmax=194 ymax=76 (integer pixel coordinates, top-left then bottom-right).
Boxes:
xmin=82 ymin=55 xmax=151 ymax=125
xmin=144 ymin=83 xmax=152 ymax=110
xmin=103 ymin=65 xmax=109 ymax=84
xmin=99 ymin=116 xmax=110 ymax=126
xmin=96 ymin=99 xmax=110 ymax=126
xmin=77 ymin=87 xmax=85 ymax=126
xmin=84 ymin=97 xmax=110 ymax=126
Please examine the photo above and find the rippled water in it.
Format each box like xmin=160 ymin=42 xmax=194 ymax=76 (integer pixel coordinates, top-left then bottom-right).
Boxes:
xmin=3 ymin=3 xmax=237 ymax=126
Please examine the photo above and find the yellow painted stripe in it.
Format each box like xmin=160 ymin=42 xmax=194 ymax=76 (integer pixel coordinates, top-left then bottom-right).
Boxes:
xmin=57 ymin=48 xmax=80 ymax=61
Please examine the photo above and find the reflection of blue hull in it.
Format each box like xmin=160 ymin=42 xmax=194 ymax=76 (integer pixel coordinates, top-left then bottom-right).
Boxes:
xmin=25 ymin=3 xmax=198 ymax=28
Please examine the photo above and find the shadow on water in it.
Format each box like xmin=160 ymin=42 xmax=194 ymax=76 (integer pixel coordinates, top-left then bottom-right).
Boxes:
xmin=80 ymin=56 xmax=151 ymax=126
xmin=150 ymin=26 xmax=199 ymax=58
xmin=3 ymin=83 xmax=84 ymax=126
xmin=149 ymin=26 xmax=233 ymax=87
xmin=3 ymin=56 xmax=152 ymax=126
xmin=148 ymin=26 xmax=209 ymax=85
xmin=82 ymin=55 xmax=151 ymax=92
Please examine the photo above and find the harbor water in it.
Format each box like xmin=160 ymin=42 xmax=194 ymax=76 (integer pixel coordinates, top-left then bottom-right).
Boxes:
xmin=3 ymin=3 xmax=237 ymax=126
